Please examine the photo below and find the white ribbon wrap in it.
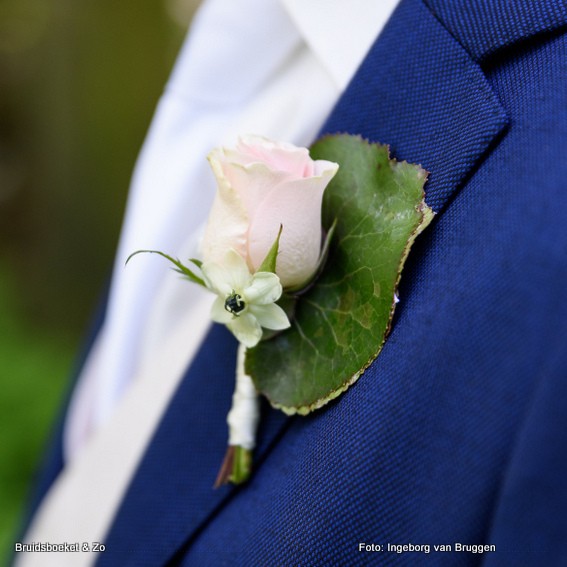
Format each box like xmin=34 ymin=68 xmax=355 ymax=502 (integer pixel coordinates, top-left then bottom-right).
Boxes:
xmin=227 ymin=344 xmax=260 ymax=449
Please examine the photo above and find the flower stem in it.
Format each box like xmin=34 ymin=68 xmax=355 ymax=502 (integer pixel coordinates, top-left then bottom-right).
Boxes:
xmin=214 ymin=344 xmax=259 ymax=487
xmin=214 ymin=445 xmax=252 ymax=487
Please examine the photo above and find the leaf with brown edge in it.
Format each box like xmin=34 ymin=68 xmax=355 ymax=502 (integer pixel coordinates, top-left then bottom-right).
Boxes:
xmin=246 ymin=134 xmax=433 ymax=415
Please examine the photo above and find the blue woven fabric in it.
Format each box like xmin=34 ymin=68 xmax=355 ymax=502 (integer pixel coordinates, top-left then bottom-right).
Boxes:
xmin=425 ymin=0 xmax=567 ymax=60
xmin=24 ymin=0 xmax=567 ymax=565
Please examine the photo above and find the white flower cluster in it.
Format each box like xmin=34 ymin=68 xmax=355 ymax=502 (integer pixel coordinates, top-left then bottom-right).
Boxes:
xmin=201 ymin=249 xmax=290 ymax=347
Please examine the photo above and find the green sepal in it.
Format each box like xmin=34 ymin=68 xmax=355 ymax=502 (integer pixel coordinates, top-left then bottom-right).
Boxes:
xmin=126 ymin=249 xmax=206 ymax=288
xmin=257 ymin=225 xmax=283 ymax=274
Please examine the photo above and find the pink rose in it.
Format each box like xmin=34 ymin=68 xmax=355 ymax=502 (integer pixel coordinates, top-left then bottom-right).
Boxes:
xmin=202 ymin=136 xmax=339 ymax=289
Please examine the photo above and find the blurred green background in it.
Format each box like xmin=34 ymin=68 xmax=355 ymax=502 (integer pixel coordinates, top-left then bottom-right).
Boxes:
xmin=0 ymin=0 xmax=200 ymax=561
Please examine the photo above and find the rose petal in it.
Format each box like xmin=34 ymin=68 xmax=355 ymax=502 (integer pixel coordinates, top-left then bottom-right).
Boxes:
xmin=313 ymin=159 xmax=339 ymax=178
xmin=228 ymin=313 xmax=263 ymax=348
xmin=221 ymin=161 xmax=293 ymax=222
xmin=247 ymin=163 xmax=338 ymax=288
xmin=244 ymin=272 xmax=282 ymax=305
xmin=235 ymin=135 xmax=313 ymax=178
xmin=249 ymin=303 xmax=291 ymax=330
xmin=202 ymin=149 xmax=249 ymax=265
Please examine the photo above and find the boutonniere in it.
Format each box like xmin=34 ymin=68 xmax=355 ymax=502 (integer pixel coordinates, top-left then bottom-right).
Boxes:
xmin=128 ymin=134 xmax=433 ymax=486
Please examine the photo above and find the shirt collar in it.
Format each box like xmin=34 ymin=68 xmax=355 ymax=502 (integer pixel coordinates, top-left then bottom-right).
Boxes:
xmin=280 ymin=0 xmax=400 ymax=91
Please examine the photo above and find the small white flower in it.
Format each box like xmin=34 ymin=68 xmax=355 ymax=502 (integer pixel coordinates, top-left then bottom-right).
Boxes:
xmin=201 ymin=249 xmax=291 ymax=347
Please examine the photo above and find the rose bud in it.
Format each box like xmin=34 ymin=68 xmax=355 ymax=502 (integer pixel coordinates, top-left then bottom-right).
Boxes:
xmin=202 ymin=135 xmax=338 ymax=289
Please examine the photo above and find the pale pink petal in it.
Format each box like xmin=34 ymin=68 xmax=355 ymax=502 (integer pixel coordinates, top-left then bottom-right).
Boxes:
xmin=202 ymin=150 xmax=249 ymax=264
xmin=247 ymin=164 xmax=338 ymax=288
xmin=235 ymin=135 xmax=313 ymax=178
xmin=221 ymin=161 xmax=293 ymax=221
xmin=313 ymin=159 xmax=340 ymax=177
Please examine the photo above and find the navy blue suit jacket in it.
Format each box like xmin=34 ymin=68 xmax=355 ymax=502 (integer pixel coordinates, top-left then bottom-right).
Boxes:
xmin=26 ymin=0 xmax=567 ymax=565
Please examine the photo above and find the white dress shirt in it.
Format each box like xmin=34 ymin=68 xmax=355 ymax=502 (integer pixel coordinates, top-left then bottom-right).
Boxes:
xmin=18 ymin=0 xmax=398 ymax=564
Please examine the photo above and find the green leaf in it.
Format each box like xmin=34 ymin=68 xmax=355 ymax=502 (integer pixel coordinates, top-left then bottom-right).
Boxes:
xmin=126 ymin=249 xmax=206 ymax=288
xmin=257 ymin=224 xmax=283 ymax=274
xmin=246 ymin=135 xmax=434 ymax=415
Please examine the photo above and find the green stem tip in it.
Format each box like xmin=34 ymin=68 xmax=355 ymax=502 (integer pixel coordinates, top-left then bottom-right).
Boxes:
xmin=214 ymin=445 xmax=253 ymax=488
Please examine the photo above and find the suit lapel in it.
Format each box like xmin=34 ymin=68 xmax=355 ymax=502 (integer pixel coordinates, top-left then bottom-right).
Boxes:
xmin=319 ymin=0 xmax=509 ymax=213
xmin=322 ymin=0 xmax=567 ymax=213
xmin=425 ymin=0 xmax=567 ymax=61
xmin=99 ymin=0 xmax=566 ymax=564
xmin=99 ymin=325 xmax=288 ymax=567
